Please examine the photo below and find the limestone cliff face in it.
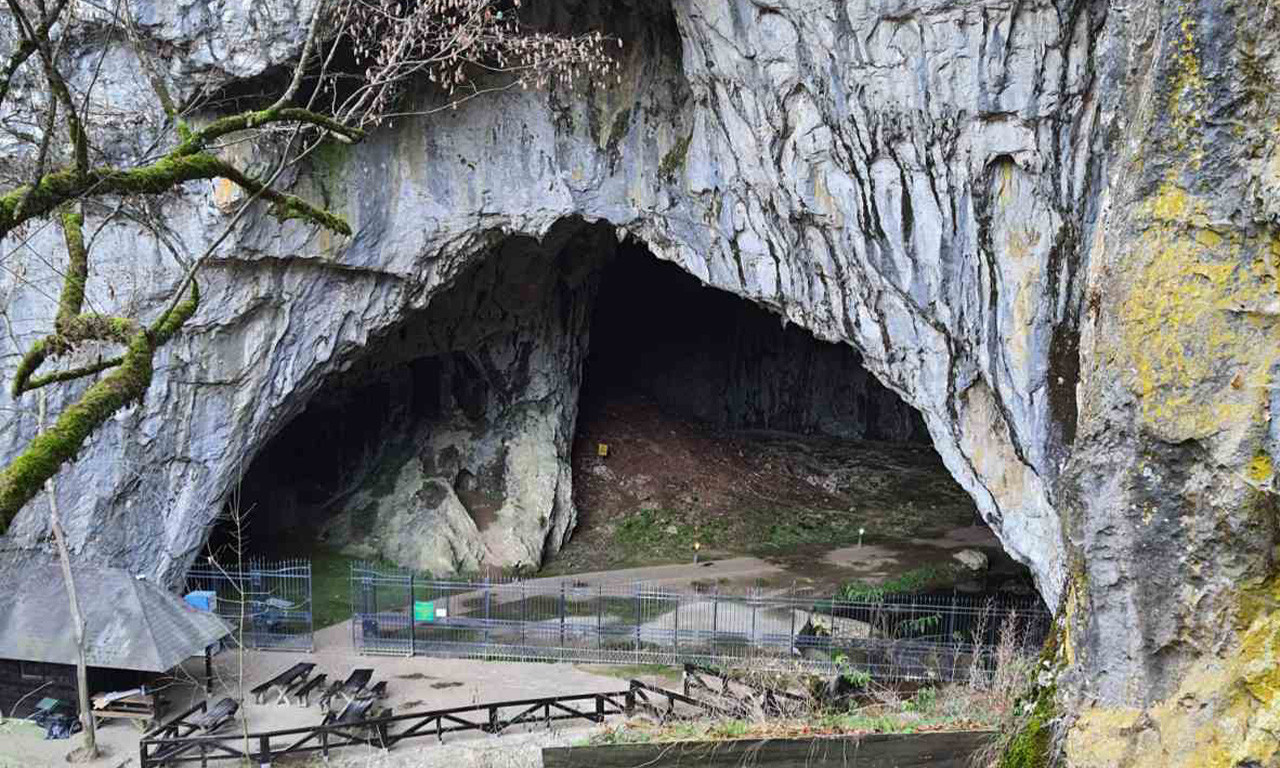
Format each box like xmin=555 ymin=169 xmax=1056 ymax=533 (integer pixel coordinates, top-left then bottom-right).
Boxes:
xmin=0 ymin=0 xmax=1276 ymax=761
xmin=1055 ymin=1 xmax=1280 ymax=764
xmin=0 ymin=0 xmax=1089 ymax=599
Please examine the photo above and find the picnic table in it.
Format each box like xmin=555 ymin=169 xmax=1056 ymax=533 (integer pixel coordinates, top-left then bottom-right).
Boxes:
xmin=148 ymin=698 xmax=240 ymax=764
xmin=250 ymin=661 xmax=316 ymax=705
xmin=325 ymin=697 xmax=375 ymax=726
xmin=321 ymin=668 xmax=373 ymax=709
xmin=190 ymin=698 xmax=239 ymax=733
xmin=91 ymin=687 xmax=162 ymax=728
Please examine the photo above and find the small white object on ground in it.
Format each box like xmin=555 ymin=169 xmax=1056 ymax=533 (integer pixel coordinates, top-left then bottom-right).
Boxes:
xmin=952 ymin=549 xmax=989 ymax=572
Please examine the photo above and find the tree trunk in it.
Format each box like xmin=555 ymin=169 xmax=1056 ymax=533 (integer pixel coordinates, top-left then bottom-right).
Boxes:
xmin=40 ymin=394 xmax=97 ymax=758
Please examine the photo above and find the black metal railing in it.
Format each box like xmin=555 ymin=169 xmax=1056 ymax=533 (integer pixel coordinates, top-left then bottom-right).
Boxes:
xmin=186 ymin=558 xmax=313 ymax=652
xmin=350 ymin=564 xmax=1050 ymax=680
xmin=139 ymin=685 xmax=687 ymax=767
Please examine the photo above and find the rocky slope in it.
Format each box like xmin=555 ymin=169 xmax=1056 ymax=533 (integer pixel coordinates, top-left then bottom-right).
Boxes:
xmin=0 ymin=0 xmax=1276 ymax=764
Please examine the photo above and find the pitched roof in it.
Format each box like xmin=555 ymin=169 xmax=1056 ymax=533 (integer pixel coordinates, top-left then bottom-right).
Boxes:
xmin=0 ymin=555 xmax=230 ymax=672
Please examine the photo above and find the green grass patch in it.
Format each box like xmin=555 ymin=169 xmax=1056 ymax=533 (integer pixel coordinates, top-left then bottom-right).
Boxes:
xmin=591 ymin=683 xmax=1006 ymax=746
xmin=240 ymin=540 xmax=397 ymax=629
xmin=608 ymin=509 xmax=728 ymax=565
xmin=837 ymin=564 xmax=964 ymax=601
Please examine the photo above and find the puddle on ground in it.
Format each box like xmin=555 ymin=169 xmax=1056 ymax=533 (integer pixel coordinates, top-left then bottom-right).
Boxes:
xmin=430 ymin=681 xmax=464 ymax=689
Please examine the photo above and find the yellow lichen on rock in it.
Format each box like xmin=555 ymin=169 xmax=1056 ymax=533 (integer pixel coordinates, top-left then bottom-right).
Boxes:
xmin=1066 ymin=596 xmax=1280 ymax=767
xmin=1248 ymin=452 xmax=1275 ymax=485
xmin=1169 ymin=9 xmax=1208 ymax=166
xmin=1116 ymin=182 xmax=1280 ymax=443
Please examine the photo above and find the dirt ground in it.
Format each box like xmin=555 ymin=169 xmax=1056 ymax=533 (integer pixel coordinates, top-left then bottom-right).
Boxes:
xmin=0 ymin=632 xmax=639 ymax=768
xmin=548 ymin=391 xmax=1023 ymax=596
xmin=0 ymin=603 xmax=701 ymax=768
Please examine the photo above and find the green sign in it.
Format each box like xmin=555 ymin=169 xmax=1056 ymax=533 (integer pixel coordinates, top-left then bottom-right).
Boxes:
xmin=414 ymin=601 xmax=435 ymax=622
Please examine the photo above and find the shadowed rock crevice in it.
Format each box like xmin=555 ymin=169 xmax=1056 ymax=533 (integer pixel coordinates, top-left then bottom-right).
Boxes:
xmin=227 ymin=219 xmax=612 ymax=574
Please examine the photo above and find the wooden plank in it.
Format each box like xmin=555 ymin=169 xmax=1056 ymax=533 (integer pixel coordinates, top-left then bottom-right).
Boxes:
xmin=542 ymin=732 xmax=995 ymax=768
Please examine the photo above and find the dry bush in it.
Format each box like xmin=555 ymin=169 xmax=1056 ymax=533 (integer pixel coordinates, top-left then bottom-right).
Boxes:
xmin=603 ymin=630 xmax=1037 ymax=748
xmin=332 ymin=0 xmax=621 ymax=126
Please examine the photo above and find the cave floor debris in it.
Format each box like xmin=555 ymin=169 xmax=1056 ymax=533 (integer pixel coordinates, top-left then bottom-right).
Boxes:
xmin=545 ymin=391 xmax=1023 ymax=597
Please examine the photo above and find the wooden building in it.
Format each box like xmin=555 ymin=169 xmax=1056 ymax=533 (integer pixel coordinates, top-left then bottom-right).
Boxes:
xmin=0 ymin=555 xmax=229 ymax=717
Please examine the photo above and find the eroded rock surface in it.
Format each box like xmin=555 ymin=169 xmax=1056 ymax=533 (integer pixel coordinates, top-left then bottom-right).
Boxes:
xmin=0 ymin=1 xmax=1277 ymax=762
xmin=0 ymin=0 xmax=1088 ymax=601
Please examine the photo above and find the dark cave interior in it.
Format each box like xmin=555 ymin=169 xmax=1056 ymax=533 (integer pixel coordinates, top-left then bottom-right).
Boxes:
xmin=580 ymin=242 xmax=928 ymax=442
xmin=211 ymin=225 xmax=994 ymax=589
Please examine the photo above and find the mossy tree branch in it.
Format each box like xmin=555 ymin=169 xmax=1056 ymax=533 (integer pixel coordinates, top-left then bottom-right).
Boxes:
xmin=0 ymin=280 xmax=198 ymax=530
xmin=56 ymin=206 xmax=87 ymax=328
xmin=23 ymin=356 xmax=125 ymax=391
xmin=173 ymin=107 xmax=365 ymax=157
xmin=11 ymin=210 xmax=138 ymax=397
xmin=0 ymin=143 xmax=355 ymax=241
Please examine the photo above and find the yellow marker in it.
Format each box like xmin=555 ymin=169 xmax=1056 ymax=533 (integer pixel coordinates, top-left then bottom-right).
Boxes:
xmin=597 ymin=443 xmax=609 ymax=457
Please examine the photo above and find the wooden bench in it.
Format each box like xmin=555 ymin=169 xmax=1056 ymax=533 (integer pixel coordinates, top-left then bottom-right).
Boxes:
xmin=356 ymin=680 xmax=388 ymax=701
xmin=293 ymin=673 xmax=328 ymax=707
xmin=190 ymin=697 xmax=239 ymax=733
xmin=317 ymin=679 xmax=344 ymax=711
xmin=250 ymin=661 xmax=316 ymax=705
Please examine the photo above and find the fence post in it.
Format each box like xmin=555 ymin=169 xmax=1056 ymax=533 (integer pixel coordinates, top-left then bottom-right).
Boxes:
xmin=258 ymin=734 xmax=271 ymax=767
xmin=946 ymin=590 xmax=955 ymax=644
xmin=634 ymin=583 xmax=641 ymax=653
xmin=521 ymin=580 xmax=527 ymax=650
xmin=597 ymin=584 xmax=603 ymax=656
xmin=711 ymin=586 xmax=719 ymax=659
xmin=789 ymin=584 xmax=797 ymax=657
xmin=559 ymin=581 xmax=566 ymax=649
xmin=408 ymin=572 xmax=416 ymax=658
xmin=750 ymin=588 xmax=757 ymax=657
xmin=484 ymin=578 xmax=492 ymax=648
xmin=673 ymin=590 xmax=679 ymax=659
xmin=830 ymin=596 xmax=839 ymax=654
xmin=305 ymin=561 xmax=314 ymax=651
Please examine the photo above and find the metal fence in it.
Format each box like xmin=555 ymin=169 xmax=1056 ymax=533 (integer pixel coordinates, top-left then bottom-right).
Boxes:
xmin=349 ymin=564 xmax=1050 ymax=681
xmin=186 ymin=558 xmax=313 ymax=652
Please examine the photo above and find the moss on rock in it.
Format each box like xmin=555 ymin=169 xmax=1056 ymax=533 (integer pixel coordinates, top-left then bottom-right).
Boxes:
xmin=660 ymin=132 xmax=693 ymax=179
xmin=1000 ymin=684 xmax=1057 ymax=768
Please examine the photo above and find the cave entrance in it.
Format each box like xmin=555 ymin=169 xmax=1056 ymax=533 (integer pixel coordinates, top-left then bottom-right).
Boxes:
xmin=556 ymin=242 xmax=1031 ymax=598
xmin=209 ymin=220 xmax=1033 ymax=608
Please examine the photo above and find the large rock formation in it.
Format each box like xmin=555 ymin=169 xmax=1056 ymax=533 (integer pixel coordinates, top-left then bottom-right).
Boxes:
xmin=0 ymin=0 xmax=1276 ymax=763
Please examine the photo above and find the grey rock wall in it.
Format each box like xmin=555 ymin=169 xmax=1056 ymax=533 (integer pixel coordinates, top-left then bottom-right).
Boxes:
xmin=248 ymin=222 xmax=611 ymax=574
xmin=3 ymin=0 xmax=1275 ymax=759
xmin=0 ymin=0 xmax=1093 ymax=606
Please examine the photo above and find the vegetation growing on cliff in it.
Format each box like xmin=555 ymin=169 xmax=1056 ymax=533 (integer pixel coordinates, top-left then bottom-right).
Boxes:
xmin=0 ymin=0 xmax=620 ymax=531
